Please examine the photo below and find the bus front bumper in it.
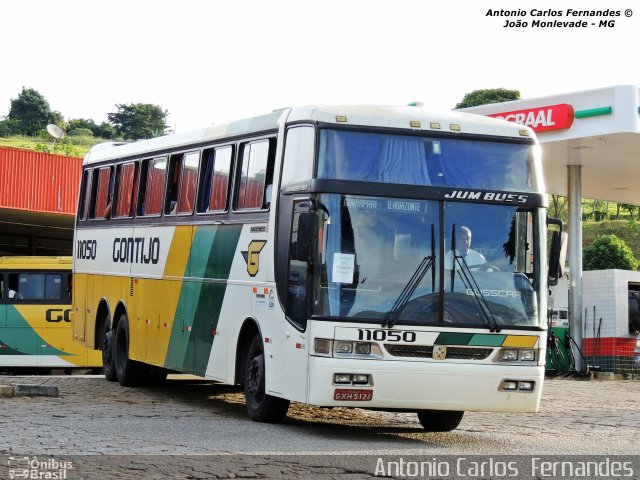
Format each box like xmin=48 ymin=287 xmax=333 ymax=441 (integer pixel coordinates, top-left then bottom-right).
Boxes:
xmin=307 ymin=356 xmax=544 ymax=412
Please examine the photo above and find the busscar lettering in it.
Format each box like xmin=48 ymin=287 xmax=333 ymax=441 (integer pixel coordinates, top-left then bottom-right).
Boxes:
xmin=112 ymin=237 xmax=160 ymax=264
xmin=466 ymin=288 xmax=522 ymax=298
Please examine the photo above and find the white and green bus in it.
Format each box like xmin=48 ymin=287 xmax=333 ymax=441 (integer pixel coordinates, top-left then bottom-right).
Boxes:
xmin=73 ymin=105 xmax=559 ymax=430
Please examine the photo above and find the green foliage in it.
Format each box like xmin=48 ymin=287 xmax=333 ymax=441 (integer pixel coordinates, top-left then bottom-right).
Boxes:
xmin=68 ymin=128 xmax=94 ymax=137
xmin=68 ymin=118 xmax=99 ymax=133
xmin=7 ymin=87 xmax=63 ymax=136
xmin=455 ymin=88 xmax=520 ymax=109
xmin=0 ymin=118 xmax=20 ymax=137
xmin=583 ymin=234 xmax=639 ymax=271
xmin=34 ymin=140 xmax=81 ymax=157
xmin=93 ymin=122 xmax=118 ymax=139
xmin=107 ymin=103 xmax=169 ymax=140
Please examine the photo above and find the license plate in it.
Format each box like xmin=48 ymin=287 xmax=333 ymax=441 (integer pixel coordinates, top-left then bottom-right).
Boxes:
xmin=334 ymin=389 xmax=373 ymax=401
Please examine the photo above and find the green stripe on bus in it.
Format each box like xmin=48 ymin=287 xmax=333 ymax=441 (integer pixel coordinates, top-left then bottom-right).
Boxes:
xmin=0 ymin=342 xmax=26 ymax=355
xmin=1 ymin=306 xmax=67 ymax=356
xmin=434 ymin=332 xmax=474 ymax=345
xmin=468 ymin=334 xmax=506 ymax=347
xmin=165 ymin=224 xmax=243 ymax=375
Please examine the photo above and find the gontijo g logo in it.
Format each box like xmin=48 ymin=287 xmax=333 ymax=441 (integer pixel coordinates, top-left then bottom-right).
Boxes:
xmin=242 ymin=240 xmax=267 ymax=277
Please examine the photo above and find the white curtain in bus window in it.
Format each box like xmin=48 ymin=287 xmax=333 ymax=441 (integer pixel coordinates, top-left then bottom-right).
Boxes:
xmin=176 ymin=151 xmax=199 ymax=214
xmin=317 ymin=130 xmax=430 ymax=185
xmin=115 ymin=163 xmax=137 ymax=218
xmin=143 ymin=158 xmax=167 ymax=216
xmin=237 ymin=140 xmax=269 ymax=210
xmin=424 ymin=139 xmax=533 ymax=191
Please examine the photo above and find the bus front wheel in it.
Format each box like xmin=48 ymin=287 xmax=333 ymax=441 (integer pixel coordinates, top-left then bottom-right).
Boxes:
xmin=416 ymin=410 xmax=464 ymax=432
xmin=102 ymin=316 xmax=117 ymax=382
xmin=244 ymin=336 xmax=290 ymax=423
xmin=114 ymin=314 xmax=145 ymax=387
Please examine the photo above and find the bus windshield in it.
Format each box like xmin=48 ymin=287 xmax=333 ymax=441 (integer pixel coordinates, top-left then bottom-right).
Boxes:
xmin=317 ymin=129 xmax=538 ymax=192
xmin=311 ymin=194 xmax=541 ymax=328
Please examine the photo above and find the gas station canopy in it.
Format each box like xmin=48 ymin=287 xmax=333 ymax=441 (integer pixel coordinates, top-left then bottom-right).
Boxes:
xmin=461 ymin=85 xmax=640 ymax=204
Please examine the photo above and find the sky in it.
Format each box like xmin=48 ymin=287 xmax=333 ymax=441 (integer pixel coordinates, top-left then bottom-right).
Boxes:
xmin=0 ymin=0 xmax=638 ymax=133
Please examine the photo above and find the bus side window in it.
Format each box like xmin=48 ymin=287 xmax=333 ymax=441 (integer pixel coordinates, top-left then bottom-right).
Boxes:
xmin=113 ymin=162 xmax=138 ymax=218
xmin=138 ymin=157 xmax=167 ymax=216
xmin=166 ymin=151 xmax=199 ymax=215
xmin=90 ymin=166 xmax=114 ymax=220
xmin=197 ymin=146 xmax=233 ymax=213
xmin=77 ymin=170 xmax=91 ymax=221
xmin=235 ymin=139 xmax=275 ymax=211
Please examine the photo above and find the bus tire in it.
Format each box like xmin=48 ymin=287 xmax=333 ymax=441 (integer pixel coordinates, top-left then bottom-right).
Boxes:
xmin=244 ymin=336 xmax=290 ymax=423
xmin=416 ymin=410 xmax=464 ymax=432
xmin=114 ymin=314 xmax=145 ymax=387
xmin=102 ymin=316 xmax=117 ymax=382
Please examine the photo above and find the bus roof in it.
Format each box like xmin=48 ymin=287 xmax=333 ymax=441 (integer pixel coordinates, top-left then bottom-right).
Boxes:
xmin=84 ymin=105 xmax=534 ymax=165
xmin=0 ymin=256 xmax=72 ymax=269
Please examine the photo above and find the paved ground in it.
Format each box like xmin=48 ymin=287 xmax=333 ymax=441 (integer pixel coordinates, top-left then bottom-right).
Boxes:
xmin=0 ymin=375 xmax=638 ymax=478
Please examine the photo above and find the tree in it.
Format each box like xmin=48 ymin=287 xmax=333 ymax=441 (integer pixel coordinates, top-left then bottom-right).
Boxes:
xmin=621 ymin=203 xmax=639 ymax=220
xmin=6 ymin=87 xmax=63 ymax=136
xmin=107 ymin=103 xmax=169 ymax=140
xmin=550 ymin=194 xmax=567 ymax=219
xmin=93 ymin=121 xmax=118 ymax=140
xmin=583 ymin=234 xmax=639 ymax=271
xmin=455 ymin=88 xmax=520 ymax=109
xmin=68 ymin=118 xmax=99 ymax=133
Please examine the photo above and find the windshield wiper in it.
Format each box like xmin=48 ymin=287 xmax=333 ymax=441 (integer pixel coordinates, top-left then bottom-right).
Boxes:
xmin=383 ymin=224 xmax=436 ymax=328
xmin=450 ymin=229 xmax=500 ymax=333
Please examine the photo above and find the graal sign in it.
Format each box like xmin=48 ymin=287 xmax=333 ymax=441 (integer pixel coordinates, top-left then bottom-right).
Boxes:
xmin=488 ymin=103 xmax=574 ymax=133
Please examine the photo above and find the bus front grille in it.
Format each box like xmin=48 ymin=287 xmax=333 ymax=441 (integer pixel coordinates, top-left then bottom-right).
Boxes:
xmin=384 ymin=344 xmax=493 ymax=360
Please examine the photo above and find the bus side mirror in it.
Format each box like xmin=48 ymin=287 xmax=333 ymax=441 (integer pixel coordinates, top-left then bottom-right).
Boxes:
xmin=547 ymin=216 xmax=566 ymax=286
xmin=547 ymin=225 xmax=567 ymax=287
xmin=293 ymin=212 xmax=315 ymax=262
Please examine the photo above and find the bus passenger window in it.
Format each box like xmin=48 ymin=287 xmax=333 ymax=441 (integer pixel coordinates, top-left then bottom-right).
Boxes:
xmin=198 ymin=146 xmax=232 ymax=213
xmin=77 ymin=170 xmax=91 ymax=221
xmin=114 ymin=162 xmax=138 ymax=218
xmin=236 ymin=139 xmax=274 ymax=210
xmin=90 ymin=166 xmax=113 ymax=219
xmin=138 ymin=157 xmax=167 ymax=216
xmin=176 ymin=151 xmax=199 ymax=214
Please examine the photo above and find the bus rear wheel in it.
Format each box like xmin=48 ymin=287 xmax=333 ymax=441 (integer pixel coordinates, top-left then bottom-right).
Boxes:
xmin=102 ymin=316 xmax=117 ymax=382
xmin=244 ymin=336 xmax=290 ymax=423
xmin=114 ymin=314 xmax=145 ymax=387
xmin=416 ymin=410 xmax=464 ymax=432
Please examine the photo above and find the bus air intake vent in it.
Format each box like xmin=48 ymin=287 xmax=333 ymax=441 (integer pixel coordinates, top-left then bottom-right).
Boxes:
xmin=384 ymin=344 xmax=493 ymax=360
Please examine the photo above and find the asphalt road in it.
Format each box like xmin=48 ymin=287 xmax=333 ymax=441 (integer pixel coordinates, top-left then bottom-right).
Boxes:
xmin=1 ymin=375 xmax=638 ymax=478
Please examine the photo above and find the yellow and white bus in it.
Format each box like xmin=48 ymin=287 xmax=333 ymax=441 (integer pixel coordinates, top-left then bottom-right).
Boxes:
xmin=73 ymin=105 xmax=559 ymax=430
xmin=0 ymin=256 xmax=101 ymax=371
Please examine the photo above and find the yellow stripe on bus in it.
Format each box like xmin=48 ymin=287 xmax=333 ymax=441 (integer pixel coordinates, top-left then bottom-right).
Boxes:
xmin=163 ymin=226 xmax=193 ymax=278
xmin=502 ymin=335 xmax=538 ymax=348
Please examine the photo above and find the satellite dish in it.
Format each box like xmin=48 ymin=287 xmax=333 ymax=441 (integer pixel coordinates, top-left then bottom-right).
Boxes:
xmin=46 ymin=124 xmax=65 ymax=139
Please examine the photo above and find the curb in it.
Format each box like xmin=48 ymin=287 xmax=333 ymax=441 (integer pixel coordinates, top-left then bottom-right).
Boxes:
xmin=0 ymin=385 xmax=13 ymax=397
xmin=4 ymin=384 xmax=59 ymax=398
